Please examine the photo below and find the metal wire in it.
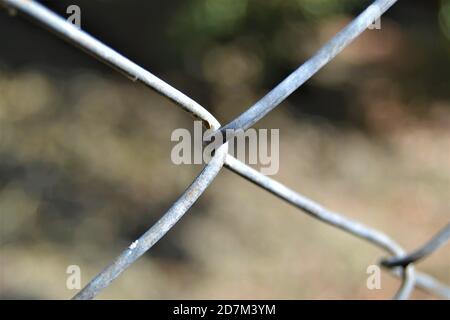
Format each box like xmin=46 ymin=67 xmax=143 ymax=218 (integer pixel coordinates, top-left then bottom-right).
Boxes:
xmin=224 ymin=155 xmax=414 ymax=300
xmin=408 ymin=271 xmax=450 ymax=298
xmin=74 ymin=142 xmax=229 ymax=300
xmin=2 ymin=0 xmax=449 ymax=300
xmin=381 ymin=223 xmax=450 ymax=268
xmin=217 ymin=0 xmax=399 ymax=141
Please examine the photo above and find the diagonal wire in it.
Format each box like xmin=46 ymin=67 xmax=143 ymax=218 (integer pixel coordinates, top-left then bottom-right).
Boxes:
xmin=224 ymin=156 xmax=450 ymax=299
xmin=224 ymin=155 xmax=415 ymax=300
xmin=1 ymin=0 xmax=412 ymax=299
xmin=2 ymin=0 xmax=449 ymax=300
xmin=73 ymin=142 xmax=228 ymax=300
xmin=0 ymin=0 xmax=220 ymax=130
xmin=401 ymin=271 xmax=450 ymax=299
xmin=381 ymin=223 xmax=450 ymax=268
xmin=1 ymin=0 xmax=229 ymax=300
xmin=217 ymin=0 xmax=399 ymax=141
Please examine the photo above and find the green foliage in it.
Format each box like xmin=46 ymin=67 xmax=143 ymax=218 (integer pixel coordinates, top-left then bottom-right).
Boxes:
xmin=169 ymin=0 xmax=362 ymax=44
xmin=440 ymin=0 xmax=450 ymax=40
xmin=170 ymin=0 xmax=249 ymax=43
xmin=295 ymin=0 xmax=361 ymax=18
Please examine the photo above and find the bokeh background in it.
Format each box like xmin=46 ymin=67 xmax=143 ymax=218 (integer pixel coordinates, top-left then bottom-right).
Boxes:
xmin=1 ymin=0 xmax=449 ymax=299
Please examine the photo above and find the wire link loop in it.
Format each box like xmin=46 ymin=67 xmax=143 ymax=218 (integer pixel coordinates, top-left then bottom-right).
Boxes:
xmin=2 ymin=0 xmax=449 ymax=300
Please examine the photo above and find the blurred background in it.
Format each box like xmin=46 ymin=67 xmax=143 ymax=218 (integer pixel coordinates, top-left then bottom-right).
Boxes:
xmin=0 ymin=0 xmax=449 ymax=299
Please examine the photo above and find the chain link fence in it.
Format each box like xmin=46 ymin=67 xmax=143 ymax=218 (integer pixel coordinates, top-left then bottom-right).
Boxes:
xmin=2 ymin=0 xmax=449 ymax=300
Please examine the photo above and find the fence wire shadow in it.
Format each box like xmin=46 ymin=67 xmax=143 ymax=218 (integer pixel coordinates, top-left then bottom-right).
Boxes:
xmin=2 ymin=0 xmax=449 ymax=300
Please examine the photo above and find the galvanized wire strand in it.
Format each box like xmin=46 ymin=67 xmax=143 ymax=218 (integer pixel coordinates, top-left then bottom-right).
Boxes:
xmin=381 ymin=223 xmax=450 ymax=268
xmin=217 ymin=0 xmax=399 ymax=140
xmin=0 ymin=0 xmax=228 ymax=300
xmin=73 ymin=143 xmax=228 ymax=300
xmin=0 ymin=0 xmax=220 ymax=130
xmin=407 ymin=271 xmax=450 ymax=299
xmin=3 ymin=0 xmax=449 ymax=300
xmin=224 ymin=157 xmax=450 ymax=299
xmin=224 ymin=155 xmax=415 ymax=300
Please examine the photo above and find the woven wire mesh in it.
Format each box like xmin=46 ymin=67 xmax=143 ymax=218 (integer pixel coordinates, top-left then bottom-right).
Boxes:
xmin=2 ymin=0 xmax=449 ymax=300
